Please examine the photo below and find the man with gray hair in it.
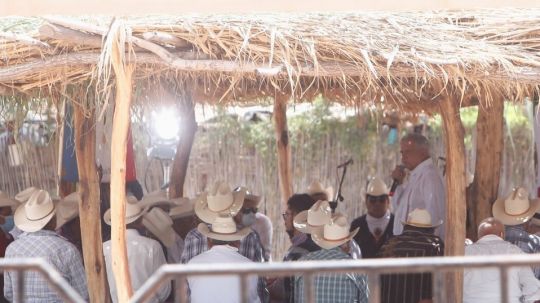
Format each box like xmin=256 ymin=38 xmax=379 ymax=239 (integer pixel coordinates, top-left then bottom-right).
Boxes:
xmin=390 ymin=133 xmax=446 ymax=239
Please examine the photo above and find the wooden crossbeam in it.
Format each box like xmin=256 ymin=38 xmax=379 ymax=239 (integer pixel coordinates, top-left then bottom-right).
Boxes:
xmin=1 ymin=51 xmax=540 ymax=86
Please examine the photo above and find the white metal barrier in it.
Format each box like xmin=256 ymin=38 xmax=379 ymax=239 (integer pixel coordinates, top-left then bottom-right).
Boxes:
xmin=0 ymin=258 xmax=85 ymax=302
xmin=130 ymin=254 xmax=540 ymax=303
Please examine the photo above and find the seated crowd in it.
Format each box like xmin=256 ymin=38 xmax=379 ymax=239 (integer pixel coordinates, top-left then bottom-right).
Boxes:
xmin=0 ymin=133 xmax=540 ymax=303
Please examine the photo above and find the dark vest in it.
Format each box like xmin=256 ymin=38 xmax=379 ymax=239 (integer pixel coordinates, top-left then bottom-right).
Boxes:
xmin=350 ymin=214 xmax=394 ymax=258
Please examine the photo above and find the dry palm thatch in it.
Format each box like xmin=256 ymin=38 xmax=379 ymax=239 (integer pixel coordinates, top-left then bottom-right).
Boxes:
xmin=0 ymin=9 xmax=540 ymax=112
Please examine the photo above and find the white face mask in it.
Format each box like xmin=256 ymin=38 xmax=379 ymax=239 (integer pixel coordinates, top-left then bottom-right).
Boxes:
xmin=241 ymin=213 xmax=257 ymax=227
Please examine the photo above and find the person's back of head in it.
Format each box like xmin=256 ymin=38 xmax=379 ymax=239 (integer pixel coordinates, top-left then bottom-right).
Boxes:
xmin=287 ymin=194 xmax=316 ymax=214
xmin=477 ymin=217 xmax=505 ymax=239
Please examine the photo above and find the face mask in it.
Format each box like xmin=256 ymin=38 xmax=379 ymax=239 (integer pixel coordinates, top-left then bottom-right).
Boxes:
xmin=1 ymin=216 xmax=14 ymax=234
xmin=241 ymin=213 xmax=256 ymax=227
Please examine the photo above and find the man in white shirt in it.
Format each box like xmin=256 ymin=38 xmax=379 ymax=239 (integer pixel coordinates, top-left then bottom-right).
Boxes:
xmin=103 ymin=198 xmax=171 ymax=303
xmin=464 ymin=217 xmax=540 ymax=303
xmin=391 ymin=133 xmax=446 ymax=239
xmin=188 ymin=214 xmax=260 ymax=303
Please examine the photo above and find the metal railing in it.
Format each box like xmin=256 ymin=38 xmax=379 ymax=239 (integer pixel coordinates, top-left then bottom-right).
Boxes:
xmin=130 ymin=253 xmax=540 ymax=303
xmin=0 ymin=258 xmax=85 ymax=303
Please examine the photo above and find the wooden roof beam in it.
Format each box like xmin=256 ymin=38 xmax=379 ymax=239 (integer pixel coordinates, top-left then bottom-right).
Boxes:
xmin=1 ymin=51 xmax=540 ymax=86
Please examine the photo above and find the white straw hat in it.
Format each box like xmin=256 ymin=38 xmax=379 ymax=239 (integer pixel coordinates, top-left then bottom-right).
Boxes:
xmin=198 ymin=214 xmax=250 ymax=241
xmin=194 ymin=181 xmax=245 ymax=223
xmin=103 ymin=196 xmax=147 ymax=225
xmin=137 ymin=190 xmax=170 ymax=209
xmin=169 ymin=197 xmax=196 ymax=219
xmin=143 ymin=208 xmax=176 ymax=247
xmin=14 ymin=187 xmax=40 ymax=203
xmin=366 ymin=177 xmax=389 ymax=196
xmin=312 ymin=214 xmax=359 ymax=249
xmin=240 ymin=188 xmax=261 ymax=209
xmin=402 ymin=208 xmax=443 ymax=228
xmin=293 ymin=200 xmax=332 ymax=234
xmin=306 ymin=181 xmax=334 ymax=200
xmin=14 ymin=190 xmax=56 ymax=232
xmin=492 ymin=187 xmax=540 ymax=226
xmin=55 ymin=192 xmax=81 ymax=229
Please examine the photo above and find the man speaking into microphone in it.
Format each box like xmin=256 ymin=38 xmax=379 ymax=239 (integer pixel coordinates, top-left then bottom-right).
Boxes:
xmin=390 ymin=133 xmax=446 ymax=240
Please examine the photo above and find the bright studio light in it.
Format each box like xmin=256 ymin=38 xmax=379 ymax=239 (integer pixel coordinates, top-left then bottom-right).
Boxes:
xmin=153 ymin=109 xmax=179 ymax=140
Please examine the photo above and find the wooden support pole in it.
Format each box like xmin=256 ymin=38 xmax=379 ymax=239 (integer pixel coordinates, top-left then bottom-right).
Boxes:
xmin=466 ymin=99 xmax=504 ymax=240
xmin=439 ymin=95 xmax=467 ymax=303
xmin=73 ymin=103 xmax=110 ymax=303
xmin=109 ymin=27 xmax=135 ymax=302
xmin=273 ymin=94 xmax=293 ymax=204
xmin=169 ymin=92 xmax=197 ymax=199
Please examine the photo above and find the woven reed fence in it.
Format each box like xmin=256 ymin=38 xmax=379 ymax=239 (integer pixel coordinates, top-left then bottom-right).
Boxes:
xmin=0 ymin=135 xmax=58 ymax=196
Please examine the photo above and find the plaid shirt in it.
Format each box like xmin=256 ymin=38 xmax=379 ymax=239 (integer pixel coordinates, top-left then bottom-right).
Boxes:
xmin=505 ymin=224 xmax=540 ymax=278
xmin=180 ymin=227 xmax=264 ymax=263
xmin=378 ymin=227 xmax=444 ymax=303
xmin=179 ymin=227 xmax=267 ymax=302
xmin=294 ymin=247 xmax=369 ymax=303
xmin=4 ymin=230 xmax=88 ymax=302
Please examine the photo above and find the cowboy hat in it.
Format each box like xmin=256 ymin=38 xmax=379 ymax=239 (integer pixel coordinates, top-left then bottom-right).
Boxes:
xmin=493 ymin=187 xmax=540 ymax=226
xmin=312 ymin=214 xmax=359 ymax=250
xmin=198 ymin=214 xmax=250 ymax=241
xmin=402 ymin=208 xmax=443 ymax=228
xmin=143 ymin=208 xmax=176 ymax=247
xmin=55 ymin=192 xmax=81 ymax=229
xmin=169 ymin=197 xmax=196 ymax=219
xmin=236 ymin=187 xmax=261 ymax=209
xmin=366 ymin=177 xmax=389 ymax=196
xmin=14 ymin=190 xmax=56 ymax=232
xmin=195 ymin=182 xmax=245 ymax=223
xmin=14 ymin=187 xmax=40 ymax=203
xmin=137 ymin=190 xmax=170 ymax=209
xmin=0 ymin=191 xmax=19 ymax=209
xmin=306 ymin=181 xmax=334 ymax=200
xmin=103 ymin=196 xmax=147 ymax=225
xmin=293 ymin=200 xmax=332 ymax=234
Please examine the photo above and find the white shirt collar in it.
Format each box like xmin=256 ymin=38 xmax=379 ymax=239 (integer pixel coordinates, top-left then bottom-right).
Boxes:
xmin=366 ymin=211 xmax=391 ymax=236
xmin=210 ymin=244 xmax=239 ymax=252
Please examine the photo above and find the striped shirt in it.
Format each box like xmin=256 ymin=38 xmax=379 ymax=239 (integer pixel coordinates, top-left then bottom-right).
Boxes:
xmin=180 ymin=227 xmax=264 ymax=263
xmin=379 ymin=227 xmax=444 ymax=303
xmin=504 ymin=224 xmax=540 ymax=278
xmin=4 ymin=230 xmax=89 ymax=302
xmin=294 ymin=247 xmax=369 ymax=303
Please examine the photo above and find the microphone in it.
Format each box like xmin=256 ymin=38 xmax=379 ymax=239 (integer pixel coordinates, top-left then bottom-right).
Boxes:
xmin=337 ymin=158 xmax=353 ymax=168
xmin=389 ymin=165 xmax=405 ymax=197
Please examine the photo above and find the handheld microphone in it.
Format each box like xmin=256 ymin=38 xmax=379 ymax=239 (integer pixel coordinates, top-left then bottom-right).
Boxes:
xmin=389 ymin=165 xmax=405 ymax=197
xmin=337 ymin=158 xmax=353 ymax=168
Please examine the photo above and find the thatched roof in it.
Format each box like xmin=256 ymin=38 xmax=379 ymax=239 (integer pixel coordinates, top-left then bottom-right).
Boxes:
xmin=1 ymin=9 xmax=540 ymax=110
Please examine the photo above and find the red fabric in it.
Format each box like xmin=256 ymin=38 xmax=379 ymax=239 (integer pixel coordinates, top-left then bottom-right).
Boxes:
xmin=125 ymin=126 xmax=137 ymax=182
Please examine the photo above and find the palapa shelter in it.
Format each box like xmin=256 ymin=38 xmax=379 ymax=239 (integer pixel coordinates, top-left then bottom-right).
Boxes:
xmin=1 ymin=9 xmax=540 ymax=302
